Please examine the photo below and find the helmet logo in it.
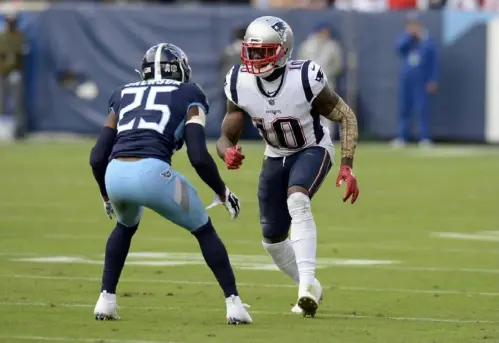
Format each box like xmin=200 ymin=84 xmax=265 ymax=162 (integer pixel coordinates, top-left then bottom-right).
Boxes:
xmin=163 ymin=64 xmax=178 ymax=73
xmin=271 ymin=21 xmax=288 ymax=42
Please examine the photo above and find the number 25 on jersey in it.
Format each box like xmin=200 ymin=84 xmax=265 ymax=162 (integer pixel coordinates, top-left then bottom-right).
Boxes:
xmin=117 ymin=86 xmax=177 ymax=134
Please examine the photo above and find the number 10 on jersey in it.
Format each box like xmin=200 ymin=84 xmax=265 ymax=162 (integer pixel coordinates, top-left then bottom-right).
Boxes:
xmin=253 ymin=117 xmax=306 ymax=150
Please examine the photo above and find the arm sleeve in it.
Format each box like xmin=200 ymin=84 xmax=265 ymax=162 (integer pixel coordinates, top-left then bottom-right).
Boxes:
xmin=184 ymin=84 xmax=225 ymax=196
xmin=89 ymin=127 xmax=116 ymax=198
xmin=89 ymin=91 xmax=119 ymax=198
xmin=184 ymin=120 xmax=226 ymax=196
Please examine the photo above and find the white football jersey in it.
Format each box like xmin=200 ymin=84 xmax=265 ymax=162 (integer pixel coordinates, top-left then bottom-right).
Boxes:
xmin=224 ymin=60 xmax=334 ymax=159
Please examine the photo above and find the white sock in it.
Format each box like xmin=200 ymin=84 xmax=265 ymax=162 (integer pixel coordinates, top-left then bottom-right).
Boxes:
xmin=262 ymin=239 xmax=299 ymax=284
xmin=101 ymin=291 xmax=116 ymax=302
xmin=225 ymin=294 xmax=242 ymax=306
xmin=287 ymin=192 xmax=316 ymax=287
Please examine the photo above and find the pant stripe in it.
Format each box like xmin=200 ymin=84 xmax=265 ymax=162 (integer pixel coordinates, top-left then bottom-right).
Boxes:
xmin=308 ymin=149 xmax=331 ymax=196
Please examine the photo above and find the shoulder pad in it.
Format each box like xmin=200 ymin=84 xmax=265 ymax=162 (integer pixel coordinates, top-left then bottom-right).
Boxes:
xmin=300 ymin=60 xmax=327 ymax=103
xmin=184 ymin=82 xmax=210 ymax=115
xmin=194 ymin=82 xmax=205 ymax=93
xmin=108 ymin=89 xmax=121 ymax=114
xmin=224 ymin=64 xmax=241 ymax=105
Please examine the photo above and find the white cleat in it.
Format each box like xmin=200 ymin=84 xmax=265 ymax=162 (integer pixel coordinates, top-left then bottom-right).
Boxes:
xmin=94 ymin=291 xmax=120 ymax=321
xmin=296 ymin=279 xmax=323 ymax=318
xmin=291 ymin=278 xmax=323 ymax=315
xmin=226 ymin=295 xmax=253 ymax=325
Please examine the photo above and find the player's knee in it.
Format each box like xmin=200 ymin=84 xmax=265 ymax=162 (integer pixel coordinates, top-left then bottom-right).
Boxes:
xmin=287 ymin=192 xmax=312 ymax=221
xmin=116 ymin=222 xmax=139 ymax=236
xmin=287 ymin=185 xmax=309 ymax=198
xmin=191 ymin=217 xmax=215 ymax=238
xmin=261 ymin=219 xmax=289 ymax=243
xmin=262 ymin=233 xmax=288 ymax=244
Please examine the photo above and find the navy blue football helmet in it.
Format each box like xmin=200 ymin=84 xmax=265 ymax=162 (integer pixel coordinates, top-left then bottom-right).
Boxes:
xmin=140 ymin=43 xmax=191 ymax=83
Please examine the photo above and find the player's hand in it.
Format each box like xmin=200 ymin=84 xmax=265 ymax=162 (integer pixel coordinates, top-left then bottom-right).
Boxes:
xmin=219 ymin=187 xmax=241 ymax=220
xmin=224 ymin=145 xmax=245 ymax=170
xmin=103 ymin=200 xmax=115 ymax=219
xmin=336 ymin=165 xmax=359 ymax=204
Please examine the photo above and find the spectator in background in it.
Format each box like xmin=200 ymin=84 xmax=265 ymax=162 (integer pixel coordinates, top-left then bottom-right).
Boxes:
xmin=220 ymin=26 xmax=245 ymax=84
xmin=0 ymin=13 xmax=26 ymax=139
xmin=219 ymin=26 xmax=244 ymax=115
xmin=393 ymin=12 xmax=437 ymax=149
xmin=298 ymin=22 xmax=344 ymax=138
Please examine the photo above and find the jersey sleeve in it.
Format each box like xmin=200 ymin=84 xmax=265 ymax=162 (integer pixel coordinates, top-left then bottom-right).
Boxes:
xmin=186 ymin=82 xmax=210 ymax=115
xmin=223 ymin=64 xmax=240 ymax=105
xmin=301 ymin=60 xmax=328 ymax=103
xmin=108 ymin=89 xmax=121 ymax=115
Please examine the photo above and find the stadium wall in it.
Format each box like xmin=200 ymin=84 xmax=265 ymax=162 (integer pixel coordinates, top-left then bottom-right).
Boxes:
xmin=1 ymin=6 xmax=498 ymax=143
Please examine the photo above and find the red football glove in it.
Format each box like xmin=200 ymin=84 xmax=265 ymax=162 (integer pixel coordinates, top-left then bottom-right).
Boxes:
xmin=224 ymin=145 xmax=245 ymax=170
xmin=336 ymin=165 xmax=360 ymax=204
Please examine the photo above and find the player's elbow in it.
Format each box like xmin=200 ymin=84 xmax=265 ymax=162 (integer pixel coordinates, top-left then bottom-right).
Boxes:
xmin=89 ymin=126 xmax=116 ymax=171
xmin=185 ymin=123 xmax=210 ymax=168
xmin=89 ymin=147 xmax=107 ymax=171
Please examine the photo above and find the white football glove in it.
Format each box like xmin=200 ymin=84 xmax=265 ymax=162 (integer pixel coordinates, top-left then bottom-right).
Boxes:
xmin=103 ymin=200 xmax=115 ymax=219
xmin=222 ymin=188 xmax=241 ymax=220
xmin=206 ymin=187 xmax=241 ymax=220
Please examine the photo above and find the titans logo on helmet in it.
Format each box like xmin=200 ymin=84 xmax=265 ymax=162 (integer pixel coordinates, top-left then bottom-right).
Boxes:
xmin=271 ymin=21 xmax=287 ymax=41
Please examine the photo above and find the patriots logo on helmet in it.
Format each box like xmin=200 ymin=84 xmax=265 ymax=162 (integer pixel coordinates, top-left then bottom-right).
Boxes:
xmin=271 ymin=21 xmax=288 ymax=41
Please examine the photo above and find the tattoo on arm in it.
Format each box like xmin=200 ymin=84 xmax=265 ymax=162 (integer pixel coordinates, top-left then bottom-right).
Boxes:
xmin=313 ymin=84 xmax=358 ymax=167
xmin=215 ymin=100 xmax=245 ymax=160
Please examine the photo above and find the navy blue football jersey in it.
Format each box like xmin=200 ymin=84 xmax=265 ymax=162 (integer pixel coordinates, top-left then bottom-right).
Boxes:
xmin=109 ymin=79 xmax=209 ymax=164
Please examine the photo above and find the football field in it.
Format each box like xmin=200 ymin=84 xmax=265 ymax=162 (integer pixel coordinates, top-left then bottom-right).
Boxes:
xmin=0 ymin=140 xmax=498 ymax=343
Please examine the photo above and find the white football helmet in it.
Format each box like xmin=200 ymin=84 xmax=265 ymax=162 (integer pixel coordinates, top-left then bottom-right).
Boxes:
xmin=241 ymin=16 xmax=294 ymax=78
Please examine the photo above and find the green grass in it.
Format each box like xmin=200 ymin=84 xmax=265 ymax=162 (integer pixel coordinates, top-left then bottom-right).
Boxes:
xmin=0 ymin=140 xmax=498 ymax=343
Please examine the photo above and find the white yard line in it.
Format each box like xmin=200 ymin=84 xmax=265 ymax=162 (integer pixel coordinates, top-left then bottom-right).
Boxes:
xmin=434 ymin=232 xmax=499 ymax=242
xmin=0 ymin=336 xmax=195 ymax=343
xmin=3 ymin=232 xmax=499 ymax=255
xmin=6 ymin=251 xmax=499 ymax=273
xmin=0 ymin=301 xmax=495 ymax=324
xmin=43 ymin=234 xmax=499 ymax=254
xmin=2 ymin=274 xmax=498 ymax=297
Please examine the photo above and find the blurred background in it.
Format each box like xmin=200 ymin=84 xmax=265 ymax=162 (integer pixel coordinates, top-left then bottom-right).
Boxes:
xmin=0 ymin=0 xmax=498 ymax=146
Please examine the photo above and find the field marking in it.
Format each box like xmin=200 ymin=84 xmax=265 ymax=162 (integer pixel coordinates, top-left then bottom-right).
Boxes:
xmin=434 ymin=231 xmax=499 ymax=242
xmin=2 ymin=231 xmax=499 ymax=255
xmin=0 ymin=301 xmax=495 ymax=324
xmin=0 ymin=336 xmax=189 ymax=343
xmin=381 ymin=265 xmax=499 ymax=274
xmin=46 ymin=234 xmax=499 ymax=254
xmin=1 ymin=219 xmax=403 ymax=233
xmin=3 ymin=274 xmax=499 ymax=297
xmin=10 ymin=253 xmax=398 ymax=270
xmin=409 ymin=147 xmax=499 ymax=158
xmin=8 ymin=252 xmax=499 ymax=274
